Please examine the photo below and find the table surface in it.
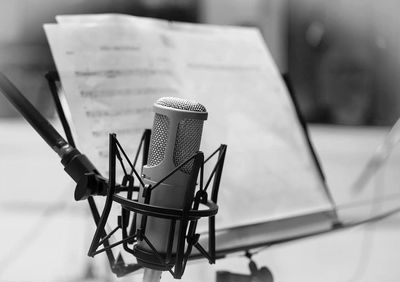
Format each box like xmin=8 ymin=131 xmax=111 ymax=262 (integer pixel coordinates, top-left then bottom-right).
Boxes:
xmin=1 ymin=119 xmax=400 ymax=282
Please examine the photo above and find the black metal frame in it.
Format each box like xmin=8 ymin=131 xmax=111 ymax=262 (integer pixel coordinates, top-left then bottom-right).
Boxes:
xmin=45 ymin=71 xmax=227 ymax=278
xmin=91 ymin=133 xmax=226 ymax=278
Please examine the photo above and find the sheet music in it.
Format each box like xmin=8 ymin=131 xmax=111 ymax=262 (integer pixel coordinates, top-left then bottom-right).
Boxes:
xmin=44 ymin=14 xmax=335 ymax=229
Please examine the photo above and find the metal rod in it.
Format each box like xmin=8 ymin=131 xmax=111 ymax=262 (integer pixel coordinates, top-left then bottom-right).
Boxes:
xmin=143 ymin=268 xmax=162 ymax=282
xmin=92 ymin=234 xmax=137 ymax=256
xmin=45 ymin=71 xmax=76 ymax=148
xmin=0 ymin=72 xmax=71 ymax=157
xmin=88 ymin=134 xmax=117 ymax=256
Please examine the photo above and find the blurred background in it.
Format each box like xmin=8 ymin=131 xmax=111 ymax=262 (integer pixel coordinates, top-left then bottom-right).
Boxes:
xmin=2 ymin=1 xmax=400 ymax=282
xmin=1 ymin=0 xmax=400 ymax=125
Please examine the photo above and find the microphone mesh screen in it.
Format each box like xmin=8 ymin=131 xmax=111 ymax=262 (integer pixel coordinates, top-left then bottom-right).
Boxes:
xmin=148 ymin=97 xmax=206 ymax=172
xmin=148 ymin=114 xmax=169 ymax=166
xmin=156 ymin=97 xmax=207 ymax=113
xmin=174 ymin=119 xmax=204 ymax=174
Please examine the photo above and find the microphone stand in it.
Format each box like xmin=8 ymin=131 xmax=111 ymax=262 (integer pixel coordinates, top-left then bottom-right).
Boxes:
xmin=143 ymin=269 xmax=162 ymax=282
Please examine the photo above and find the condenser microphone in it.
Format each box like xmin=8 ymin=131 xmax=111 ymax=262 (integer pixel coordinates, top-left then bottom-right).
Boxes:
xmin=134 ymin=97 xmax=208 ymax=271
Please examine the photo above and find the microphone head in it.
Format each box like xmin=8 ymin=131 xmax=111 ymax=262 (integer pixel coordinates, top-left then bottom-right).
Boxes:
xmin=155 ymin=96 xmax=207 ymax=112
xmin=147 ymin=97 xmax=207 ymax=175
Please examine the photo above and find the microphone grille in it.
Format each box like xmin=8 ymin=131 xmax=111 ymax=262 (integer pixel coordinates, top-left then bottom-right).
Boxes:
xmin=156 ymin=97 xmax=207 ymax=113
xmin=147 ymin=97 xmax=206 ymax=173
xmin=148 ymin=114 xmax=169 ymax=167
xmin=174 ymin=118 xmax=204 ymax=174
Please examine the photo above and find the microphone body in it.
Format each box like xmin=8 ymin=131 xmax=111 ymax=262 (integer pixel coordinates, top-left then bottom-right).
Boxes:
xmin=135 ymin=97 xmax=207 ymax=269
